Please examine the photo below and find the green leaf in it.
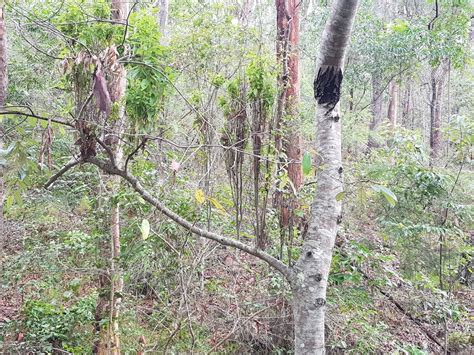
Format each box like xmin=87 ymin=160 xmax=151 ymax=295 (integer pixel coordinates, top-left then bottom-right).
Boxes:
xmin=140 ymin=219 xmax=150 ymax=240
xmin=371 ymin=185 xmax=398 ymax=207
xmin=302 ymin=152 xmax=312 ymax=175
xmin=335 ymin=191 xmax=345 ymax=201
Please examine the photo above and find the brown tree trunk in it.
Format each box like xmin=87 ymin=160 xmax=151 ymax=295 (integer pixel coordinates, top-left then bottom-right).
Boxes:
xmin=93 ymin=1 xmax=128 ymax=353
xmin=292 ymin=0 xmax=359 ymax=353
xmin=284 ymin=0 xmax=302 ymax=192
xmin=274 ymin=0 xmax=302 ymax=257
xmin=429 ymin=59 xmax=448 ymax=163
xmin=387 ymin=80 xmax=399 ymax=126
xmin=0 ymin=4 xmax=7 ymax=235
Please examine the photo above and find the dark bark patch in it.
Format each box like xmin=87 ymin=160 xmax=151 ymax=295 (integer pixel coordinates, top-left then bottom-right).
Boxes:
xmin=333 ymin=115 xmax=340 ymax=122
xmin=306 ymin=250 xmax=313 ymax=258
xmin=309 ymin=273 xmax=322 ymax=282
xmin=314 ymin=298 xmax=326 ymax=307
xmin=314 ymin=66 xmax=343 ymax=112
xmin=338 ymin=166 xmax=343 ymax=174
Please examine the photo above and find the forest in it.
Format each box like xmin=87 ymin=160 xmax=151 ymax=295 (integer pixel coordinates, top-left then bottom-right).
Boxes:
xmin=0 ymin=0 xmax=472 ymax=354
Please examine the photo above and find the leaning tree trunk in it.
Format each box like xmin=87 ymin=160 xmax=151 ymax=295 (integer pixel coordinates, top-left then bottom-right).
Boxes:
xmin=0 ymin=3 xmax=7 ymax=235
xmin=291 ymin=0 xmax=359 ymax=354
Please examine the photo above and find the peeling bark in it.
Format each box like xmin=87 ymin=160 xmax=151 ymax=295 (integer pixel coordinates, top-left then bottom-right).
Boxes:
xmin=275 ymin=0 xmax=302 ymax=245
xmin=292 ymin=0 xmax=359 ymax=353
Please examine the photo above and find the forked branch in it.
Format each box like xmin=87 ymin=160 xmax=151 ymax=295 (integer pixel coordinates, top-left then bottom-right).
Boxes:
xmin=85 ymin=155 xmax=293 ymax=281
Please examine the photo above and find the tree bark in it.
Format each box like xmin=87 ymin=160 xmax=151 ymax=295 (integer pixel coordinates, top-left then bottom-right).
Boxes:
xmin=429 ymin=59 xmax=448 ymax=163
xmin=275 ymin=0 xmax=302 ymax=252
xmin=156 ymin=0 xmax=169 ymax=45
xmin=401 ymin=81 xmax=412 ymax=128
xmin=291 ymin=1 xmax=359 ymax=354
xmin=387 ymin=80 xmax=399 ymax=126
xmin=0 ymin=3 xmax=7 ymax=235
xmin=368 ymin=74 xmax=383 ymax=148
xmin=93 ymin=1 xmax=128 ymax=353
xmin=284 ymin=0 xmax=302 ymax=193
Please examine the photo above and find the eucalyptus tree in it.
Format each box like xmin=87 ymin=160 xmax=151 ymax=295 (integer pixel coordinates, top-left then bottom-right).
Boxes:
xmin=5 ymin=0 xmax=359 ymax=352
xmin=275 ymin=0 xmax=303 ymax=254
xmin=83 ymin=0 xmax=360 ymax=353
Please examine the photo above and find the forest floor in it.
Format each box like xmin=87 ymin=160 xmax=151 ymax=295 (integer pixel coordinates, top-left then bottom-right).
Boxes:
xmin=0 ymin=213 xmax=472 ymax=353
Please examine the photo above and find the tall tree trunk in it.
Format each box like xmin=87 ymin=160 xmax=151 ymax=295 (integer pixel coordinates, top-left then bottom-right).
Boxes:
xmin=387 ymin=80 xmax=399 ymax=126
xmin=275 ymin=0 xmax=302 ymax=256
xmin=367 ymin=0 xmax=385 ymax=148
xmin=0 ymin=3 xmax=7 ymax=235
xmin=429 ymin=59 xmax=448 ymax=163
xmin=291 ymin=0 xmax=359 ymax=353
xmin=284 ymin=0 xmax=302 ymax=193
xmin=94 ymin=1 xmax=128 ymax=353
xmin=368 ymin=74 xmax=383 ymax=148
xmin=401 ymin=81 xmax=412 ymax=128
xmin=156 ymin=0 xmax=169 ymax=45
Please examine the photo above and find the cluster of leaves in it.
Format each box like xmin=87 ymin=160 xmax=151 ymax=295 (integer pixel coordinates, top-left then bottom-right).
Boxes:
xmin=21 ymin=296 xmax=95 ymax=353
xmin=125 ymin=9 xmax=173 ymax=129
xmin=53 ymin=0 xmax=121 ymax=52
xmin=352 ymin=127 xmax=472 ymax=284
xmin=246 ymin=54 xmax=276 ymax=112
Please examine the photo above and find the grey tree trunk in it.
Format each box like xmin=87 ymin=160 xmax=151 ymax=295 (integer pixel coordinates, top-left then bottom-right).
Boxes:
xmin=291 ymin=0 xmax=359 ymax=354
xmin=429 ymin=59 xmax=448 ymax=163
xmin=368 ymin=74 xmax=383 ymax=148
xmin=0 ymin=4 xmax=7 ymax=235
xmin=156 ymin=0 xmax=169 ymax=45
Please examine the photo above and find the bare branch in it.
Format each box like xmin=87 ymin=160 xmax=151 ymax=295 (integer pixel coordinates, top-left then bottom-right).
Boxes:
xmin=0 ymin=106 xmax=74 ymax=127
xmin=44 ymin=156 xmax=83 ymax=189
xmin=124 ymin=137 xmax=148 ymax=172
xmin=85 ymin=156 xmax=293 ymax=281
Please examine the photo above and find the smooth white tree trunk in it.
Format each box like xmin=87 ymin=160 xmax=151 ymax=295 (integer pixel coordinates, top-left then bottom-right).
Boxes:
xmin=291 ymin=1 xmax=359 ymax=354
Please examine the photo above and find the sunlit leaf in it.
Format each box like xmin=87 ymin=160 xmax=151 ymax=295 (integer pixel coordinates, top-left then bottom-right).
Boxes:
xmin=371 ymin=185 xmax=398 ymax=207
xmin=195 ymin=189 xmax=206 ymax=204
xmin=140 ymin=219 xmax=150 ymax=240
xmin=208 ymin=197 xmax=227 ymax=216
xmin=335 ymin=191 xmax=345 ymax=201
